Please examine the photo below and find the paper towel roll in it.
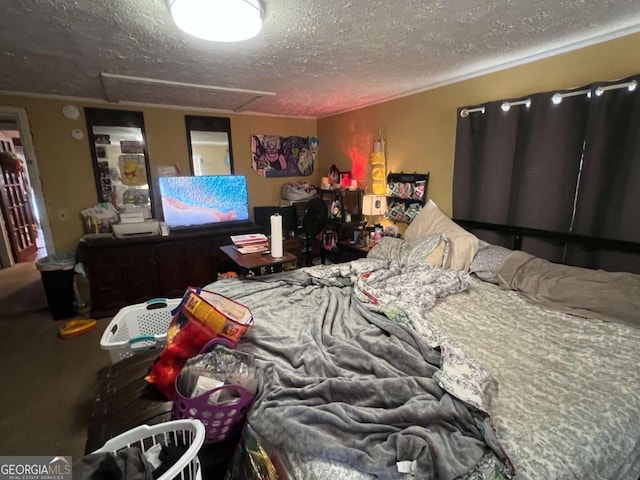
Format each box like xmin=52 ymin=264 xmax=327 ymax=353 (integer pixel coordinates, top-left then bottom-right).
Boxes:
xmin=270 ymin=214 xmax=283 ymax=258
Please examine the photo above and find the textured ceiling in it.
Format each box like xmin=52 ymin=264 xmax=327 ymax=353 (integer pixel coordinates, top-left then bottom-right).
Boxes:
xmin=0 ymin=0 xmax=639 ymax=118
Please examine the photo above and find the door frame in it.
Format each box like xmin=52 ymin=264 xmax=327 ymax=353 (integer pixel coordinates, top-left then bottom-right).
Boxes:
xmin=0 ymin=106 xmax=54 ymax=265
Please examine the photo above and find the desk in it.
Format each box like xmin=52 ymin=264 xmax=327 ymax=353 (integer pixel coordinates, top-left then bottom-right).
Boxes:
xmin=220 ymin=245 xmax=298 ymax=275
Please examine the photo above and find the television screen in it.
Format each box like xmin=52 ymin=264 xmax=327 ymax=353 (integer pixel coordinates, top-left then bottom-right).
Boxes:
xmin=159 ymin=175 xmax=250 ymax=229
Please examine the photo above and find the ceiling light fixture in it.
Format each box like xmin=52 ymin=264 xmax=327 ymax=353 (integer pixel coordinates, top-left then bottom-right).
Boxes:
xmin=168 ymin=0 xmax=264 ymax=43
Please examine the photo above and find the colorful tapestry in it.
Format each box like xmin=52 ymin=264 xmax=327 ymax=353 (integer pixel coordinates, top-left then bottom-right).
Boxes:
xmin=251 ymin=135 xmax=318 ymax=178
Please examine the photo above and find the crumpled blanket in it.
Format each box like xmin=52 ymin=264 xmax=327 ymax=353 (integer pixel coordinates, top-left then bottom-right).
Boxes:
xmin=353 ymin=261 xmax=469 ymax=310
xmin=311 ymin=257 xmax=496 ymax=412
xmin=207 ymin=263 xmax=511 ymax=480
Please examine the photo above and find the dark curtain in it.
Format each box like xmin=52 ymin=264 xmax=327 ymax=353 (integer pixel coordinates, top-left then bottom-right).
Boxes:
xmin=506 ymin=92 xmax=589 ymax=232
xmin=572 ymin=74 xmax=640 ymax=244
xmin=566 ymin=245 xmax=640 ymax=274
xmin=453 ymin=102 xmax=518 ymax=224
xmin=453 ymin=77 xmax=640 ymax=271
xmin=453 ymin=92 xmax=588 ymax=233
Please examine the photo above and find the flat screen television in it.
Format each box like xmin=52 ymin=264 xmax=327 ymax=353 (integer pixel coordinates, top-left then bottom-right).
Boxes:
xmin=159 ymin=175 xmax=250 ymax=232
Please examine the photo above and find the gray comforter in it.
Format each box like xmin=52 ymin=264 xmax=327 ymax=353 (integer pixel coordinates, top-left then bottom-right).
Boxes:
xmin=207 ymin=261 xmax=510 ymax=479
xmin=419 ymin=277 xmax=640 ymax=480
xmin=498 ymin=250 xmax=640 ymax=328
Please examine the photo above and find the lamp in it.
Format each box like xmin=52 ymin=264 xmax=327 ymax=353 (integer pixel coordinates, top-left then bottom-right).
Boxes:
xmin=168 ymin=0 xmax=264 ymax=43
xmin=362 ymin=194 xmax=387 ymax=232
xmin=370 ymin=129 xmax=386 ymax=195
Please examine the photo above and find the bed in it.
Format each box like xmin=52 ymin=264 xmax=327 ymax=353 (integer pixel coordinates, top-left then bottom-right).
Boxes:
xmin=197 ymin=200 xmax=640 ymax=480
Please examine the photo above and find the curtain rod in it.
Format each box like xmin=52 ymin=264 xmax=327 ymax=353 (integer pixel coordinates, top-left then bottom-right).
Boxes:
xmin=552 ymin=89 xmax=590 ymax=104
xmin=501 ymin=99 xmax=531 ymax=111
xmin=595 ymin=79 xmax=637 ymax=96
xmin=459 ymin=77 xmax=638 ymax=116
xmin=459 ymin=106 xmax=485 ymax=117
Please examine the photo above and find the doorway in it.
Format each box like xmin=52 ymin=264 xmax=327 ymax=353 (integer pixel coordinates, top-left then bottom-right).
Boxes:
xmin=0 ymin=107 xmax=53 ymax=268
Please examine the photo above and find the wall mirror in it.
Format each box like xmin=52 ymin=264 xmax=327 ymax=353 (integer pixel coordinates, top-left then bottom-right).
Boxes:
xmin=85 ymin=108 xmax=153 ymax=216
xmin=185 ymin=115 xmax=233 ymax=175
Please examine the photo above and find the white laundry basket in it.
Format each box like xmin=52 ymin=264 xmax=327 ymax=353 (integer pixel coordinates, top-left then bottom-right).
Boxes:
xmin=92 ymin=419 xmax=205 ymax=480
xmin=100 ymin=297 xmax=181 ymax=364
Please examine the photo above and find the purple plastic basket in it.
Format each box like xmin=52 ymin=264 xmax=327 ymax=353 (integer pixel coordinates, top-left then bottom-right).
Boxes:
xmin=171 ymin=338 xmax=254 ymax=443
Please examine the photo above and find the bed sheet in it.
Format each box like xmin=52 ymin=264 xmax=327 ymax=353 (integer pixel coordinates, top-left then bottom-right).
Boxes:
xmin=417 ymin=278 xmax=640 ymax=480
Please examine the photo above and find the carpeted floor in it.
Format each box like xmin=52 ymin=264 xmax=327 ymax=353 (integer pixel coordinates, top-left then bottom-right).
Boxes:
xmin=0 ymin=261 xmax=112 ymax=459
xmin=0 ymin=260 xmax=49 ymax=316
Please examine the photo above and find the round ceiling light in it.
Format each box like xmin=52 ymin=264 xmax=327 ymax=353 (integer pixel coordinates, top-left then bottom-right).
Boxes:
xmin=169 ymin=0 xmax=264 ymax=43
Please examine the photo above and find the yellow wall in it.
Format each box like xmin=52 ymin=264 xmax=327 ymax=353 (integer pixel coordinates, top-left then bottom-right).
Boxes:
xmin=192 ymin=144 xmax=229 ymax=175
xmin=317 ymin=32 xmax=640 ymax=223
xmin=0 ymin=95 xmax=317 ymax=252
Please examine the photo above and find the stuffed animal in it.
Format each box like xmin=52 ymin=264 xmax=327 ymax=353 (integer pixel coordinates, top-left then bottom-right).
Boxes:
xmin=119 ymin=155 xmax=147 ymax=186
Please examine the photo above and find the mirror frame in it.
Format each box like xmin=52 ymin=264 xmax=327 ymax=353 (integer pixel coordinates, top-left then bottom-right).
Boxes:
xmin=185 ymin=115 xmax=234 ymax=175
xmin=84 ymin=107 xmax=154 ymax=214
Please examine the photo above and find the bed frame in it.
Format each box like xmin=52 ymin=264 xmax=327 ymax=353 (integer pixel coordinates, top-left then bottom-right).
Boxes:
xmin=454 ymin=218 xmax=640 ymax=274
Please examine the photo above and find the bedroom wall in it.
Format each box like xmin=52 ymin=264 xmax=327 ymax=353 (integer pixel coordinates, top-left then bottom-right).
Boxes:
xmin=317 ymin=31 xmax=640 ymax=230
xmin=191 ymin=144 xmax=229 ymax=175
xmin=0 ymin=94 xmax=318 ymax=252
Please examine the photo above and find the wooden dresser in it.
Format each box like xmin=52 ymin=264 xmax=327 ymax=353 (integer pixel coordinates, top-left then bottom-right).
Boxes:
xmin=76 ymin=224 xmax=262 ymax=318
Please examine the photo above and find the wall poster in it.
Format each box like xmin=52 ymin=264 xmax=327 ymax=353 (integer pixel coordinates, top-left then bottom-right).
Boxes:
xmin=251 ymin=135 xmax=319 ymax=177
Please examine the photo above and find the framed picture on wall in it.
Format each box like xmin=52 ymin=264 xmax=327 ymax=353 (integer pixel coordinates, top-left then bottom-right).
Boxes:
xmin=251 ymin=135 xmax=318 ymax=178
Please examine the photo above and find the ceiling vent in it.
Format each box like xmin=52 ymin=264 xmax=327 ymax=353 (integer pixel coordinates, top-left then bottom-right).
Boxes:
xmin=100 ymin=72 xmax=275 ymax=112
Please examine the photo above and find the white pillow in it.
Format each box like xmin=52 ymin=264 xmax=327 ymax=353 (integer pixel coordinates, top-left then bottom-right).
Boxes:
xmin=404 ymin=200 xmax=479 ymax=271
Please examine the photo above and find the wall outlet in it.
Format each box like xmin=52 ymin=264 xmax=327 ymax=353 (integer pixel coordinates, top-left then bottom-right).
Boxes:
xmin=58 ymin=209 xmax=69 ymax=221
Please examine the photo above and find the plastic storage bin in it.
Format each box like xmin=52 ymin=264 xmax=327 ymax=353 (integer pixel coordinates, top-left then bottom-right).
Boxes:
xmin=171 ymin=338 xmax=255 ymax=444
xmin=172 ymin=382 xmax=253 ymax=444
xmin=36 ymin=252 xmax=76 ymax=320
xmin=100 ymin=297 xmax=181 ymax=364
xmin=92 ymin=419 xmax=205 ymax=480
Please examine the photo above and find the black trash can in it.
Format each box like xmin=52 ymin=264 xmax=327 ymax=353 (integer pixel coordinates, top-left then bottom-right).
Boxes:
xmin=36 ymin=252 xmax=77 ymax=320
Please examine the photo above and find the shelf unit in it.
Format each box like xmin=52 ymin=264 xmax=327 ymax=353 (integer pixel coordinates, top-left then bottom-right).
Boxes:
xmin=386 ymin=172 xmax=429 ymax=223
xmin=320 ymin=189 xmax=363 ymax=241
xmin=320 ymin=189 xmax=363 ymax=222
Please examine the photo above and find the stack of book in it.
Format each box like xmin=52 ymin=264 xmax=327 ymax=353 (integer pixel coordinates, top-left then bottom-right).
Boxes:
xmin=230 ymin=233 xmax=269 ymax=254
